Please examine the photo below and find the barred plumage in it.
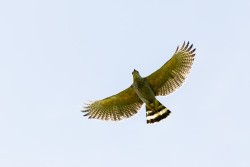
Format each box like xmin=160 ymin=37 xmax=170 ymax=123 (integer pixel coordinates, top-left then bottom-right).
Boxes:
xmin=146 ymin=41 xmax=195 ymax=96
xmin=82 ymin=41 xmax=196 ymax=124
xmin=82 ymin=86 xmax=143 ymax=121
xmin=146 ymin=100 xmax=171 ymax=124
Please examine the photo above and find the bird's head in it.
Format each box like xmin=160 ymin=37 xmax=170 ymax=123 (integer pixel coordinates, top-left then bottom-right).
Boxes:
xmin=132 ymin=69 xmax=142 ymax=80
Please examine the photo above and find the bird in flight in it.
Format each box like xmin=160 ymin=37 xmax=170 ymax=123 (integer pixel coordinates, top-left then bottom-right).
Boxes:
xmin=82 ymin=41 xmax=195 ymax=124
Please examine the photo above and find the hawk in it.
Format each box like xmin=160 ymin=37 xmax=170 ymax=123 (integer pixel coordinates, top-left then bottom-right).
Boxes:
xmin=82 ymin=41 xmax=195 ymax=124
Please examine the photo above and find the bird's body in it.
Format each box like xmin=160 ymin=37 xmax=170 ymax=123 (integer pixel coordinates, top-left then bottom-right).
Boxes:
xmin=83 ymin=41 xmax=196 ymax=124
xmin=132 ymin=70 xmax=171 ymax=123
xmin=132 ymin=72 xmax=154 ymax=103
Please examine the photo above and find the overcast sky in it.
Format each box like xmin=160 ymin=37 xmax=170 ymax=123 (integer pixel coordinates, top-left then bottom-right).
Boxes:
xmin=1 ymin=0 xmax=250 ymax=167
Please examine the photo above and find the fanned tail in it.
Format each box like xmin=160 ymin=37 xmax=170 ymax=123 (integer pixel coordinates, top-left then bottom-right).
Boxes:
xmin=146 ymin=100 xmax=171 ymax=124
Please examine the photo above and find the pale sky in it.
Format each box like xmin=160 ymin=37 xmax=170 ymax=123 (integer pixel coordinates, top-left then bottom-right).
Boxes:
xmin=0 ymin=0 xmax=250 ymax=167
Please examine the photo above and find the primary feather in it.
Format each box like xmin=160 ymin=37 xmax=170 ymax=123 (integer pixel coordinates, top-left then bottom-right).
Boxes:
xmin=146 ymin=41 xmax=195 ymax=96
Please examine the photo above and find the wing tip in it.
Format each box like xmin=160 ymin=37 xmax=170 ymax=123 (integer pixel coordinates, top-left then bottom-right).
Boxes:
xmin=180 ymin=41 xmax=186 ymax=50
xmin=176 ymin=41 xmax=196 ymax=55
xmin=175 ymin=45 xmax=179 ymax=53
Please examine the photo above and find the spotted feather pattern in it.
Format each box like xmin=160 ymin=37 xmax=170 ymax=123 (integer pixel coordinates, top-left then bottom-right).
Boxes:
xmin=82 ymin=86 xmax=143 ymax=121
xmin=146 ymin=41 xmax=195 ymax=96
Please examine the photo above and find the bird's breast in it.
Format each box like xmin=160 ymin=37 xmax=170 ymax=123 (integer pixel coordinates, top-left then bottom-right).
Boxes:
xmin=132 ymin=78 xmax=155 ymax=103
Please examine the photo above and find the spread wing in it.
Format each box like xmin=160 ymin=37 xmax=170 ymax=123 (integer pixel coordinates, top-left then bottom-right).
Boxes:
xmin=82 ymin=86 xmax=143 ymax=121
xmin=146 ymin=41 xmax=196 ymax=96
